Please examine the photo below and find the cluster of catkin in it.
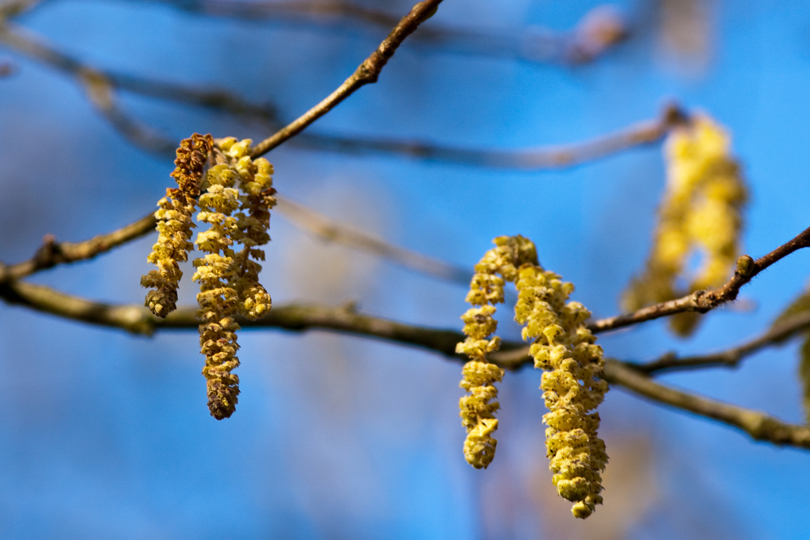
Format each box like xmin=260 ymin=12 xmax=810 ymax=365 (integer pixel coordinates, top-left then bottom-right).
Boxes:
xmin=141 ymin=134 xmax=277 ymax=419
xmin=457 ymin=235 xmax=608 ymax=518
xmin=623 ymin=114 xmax=747 ymax=335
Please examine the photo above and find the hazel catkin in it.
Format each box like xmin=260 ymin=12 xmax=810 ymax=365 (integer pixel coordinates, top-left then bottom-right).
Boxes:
xmin=623 ymin=115 xmax=747 ymax=336
xmin=141 ymin=133 xmax=213 ymax=317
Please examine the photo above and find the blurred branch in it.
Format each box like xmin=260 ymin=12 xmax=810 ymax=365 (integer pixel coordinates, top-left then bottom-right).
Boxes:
xmin=634 ymin=311 xmax=810 ymax=374
xmin=604 ymin=359 xmax=810 ymax=449
xmin=106 ymin=1 xmax=627 ymax=65
xmin=0 ymin=0 xmax=41 ymax=18
xmin=590 ymin=225 xmax=810 ymax=333
xmin=296 ymin=103 xmax=681 ymax=169
xmin=4 ymin=278 xmax=810 ymax=451
xmin=0 ymin=194 xmax=470 ymax=287
xmin=0 ymin=21 xmax=280 ymax=122
xmin=0 ymin=212 xmax=158 ymax=283
xmin=0 ymin=57 xmax=12 ymax=76
xmin=250 ymin=0 xmax=445 ymax=158
xmin=0 ymin=16 xmax=669 ymax=169
xmin=276 ymin=195 xmax=472 ymax=284
xmin=79 ymin=68 xmax=178 ymax=154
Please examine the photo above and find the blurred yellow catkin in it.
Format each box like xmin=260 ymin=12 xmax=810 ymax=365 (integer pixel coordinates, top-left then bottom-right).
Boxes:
xmin=623 ymin=114 xmax=747 ymax=335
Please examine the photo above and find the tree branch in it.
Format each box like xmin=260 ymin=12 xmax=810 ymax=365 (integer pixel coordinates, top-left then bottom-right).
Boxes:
xmin=120 ymin=0 xmax=627 ymax=65
xmin=294 ymin=103 xmax=679 ymax=169
xmin=275 ymin=195 xmax=472 ymax=284
xmin=0 ymin=213 xmax=157 ymax=283
xmin=249 ymin=0 xmax=445 ymax=158
xmin=604 ymin=359 xmax=810 ymax=449
xmin=0 ymin=21 xmax=280 ymax=123
xmin=633 ymin=310 xmax=810 ymax=374
xmin=590 ymin=225 xmax=810 ymax=333
xmin=0 ymin=192 xmax=471 ymax=287
xmin=5 ymin=278 xmax=810 ymax=451
xmin=0 ymin=279 xmax=479 ymax=357
xmin=1 ymin=17 xmax=673 ymax=169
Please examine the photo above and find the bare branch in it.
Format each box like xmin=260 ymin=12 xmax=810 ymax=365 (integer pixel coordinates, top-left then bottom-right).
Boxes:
xmin=0 ymin=279 xmax=479 ymax=357
xmin=0 ymin=0 xmax=41 ymax=18
xmin=590 ymin=225 xmax=810 ymax=333
xmin=295 ymin=104 xmax=680 ymax=169
xmin=125 ymin=0 xmax=627 ymax=65
xmin=276 ymin=195 xmax=472 ymax=284
xmin=0 ymin=212 xmax=157 ymax=283
xmin=5 ymin=277 xmax=810 ymax=451
xmin=1 ymin=17 xmax=672 ymax=169
xmin=604 ymin=359 xmax=810 ymax=449
xmin=633 ymin=311 xmax=810 ymax=374
xmin=250 ymin=0 xmax=445 ymax=158
xmin=0 ymin=22 xmax=280 ymax=122
xmin=79 ymin=68 xmax=178 ymax=154
xmin=0 ymin=193 xmax=471 ymax=287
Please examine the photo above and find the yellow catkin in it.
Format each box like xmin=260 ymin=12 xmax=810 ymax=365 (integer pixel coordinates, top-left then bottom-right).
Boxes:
xmin=140 ymin=135 xmax=276 ymax=420
xmin=193 ymin=162 xmax=242 ymax=420
xmin=456 ymin=236 xmax=537 ymax=469
xmin=141 ymin=133 xmax=213 ymax=317
xmin=514 ymin=264 xmax=608 ymax=519
xmin=189 ymin=138 xmax=277 ymax=419
xmin=623 ymin=114 xmax=747 ymax=336
xmin=458 ymin=235 xmax=609 ymax=518
xmin=218 ymin=138 xmax=278 ymax=321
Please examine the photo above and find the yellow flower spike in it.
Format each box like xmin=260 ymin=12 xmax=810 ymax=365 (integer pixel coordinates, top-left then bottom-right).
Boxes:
xmin=193 ymin=159 xmax=246 ymax=420
xmin=456 ymin=235 xmax=538 ymax=469
xmin=229 ymin=145 xmax=276 ymax=322
xmin=141 ymin=133 xmax=214 ymax=318
xmin=140 ymin=134 xmax=278 ymax=420
xmin=506 ymin=239 xmax=608 ymax=519
xmin=622 ymin=114 xmax=747 ymax=336
xmin=456 ymin=235 xmax=609 ymax=514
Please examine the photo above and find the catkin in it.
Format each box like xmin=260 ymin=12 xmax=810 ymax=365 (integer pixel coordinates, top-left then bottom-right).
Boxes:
xmin=193 ymin=162 xmax=242 ymax=419
xmin=190 ymin=138 xmax=277 ymax=419
xmin=218 ymin=138 xmax=278 ymax=321
xmin=141 ymin=133 xmax=213 ymax=317
xmin=623 ymin=114 xmax=747 ymax=335
xmin=456 ymin=236 xmax=537 ymax=469
xmin=457 ymin=235 xmax=609 ymax=518
xmin=141 ymin=134 xmax=276 ymax=420
xmin=514 ymin=264 xmax=607 ymax=519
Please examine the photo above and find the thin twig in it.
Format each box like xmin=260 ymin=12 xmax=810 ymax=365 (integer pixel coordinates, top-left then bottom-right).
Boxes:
xmin=250 ymin=0 xmax=445 ymax=158
xmin=604 ymin=359 xmax=810 ymax=449
xmin=0 ymin=193 xmax=472 ymax=287
xmin=276 ymin=195 xmax=472 ymax=284
xmin=79 ymin=68 xmax=178 ymax=154
xmin=0 ymin=212 xmax=157 ymax=283
xmin=590 ymin=225 xmax=810 ymax=333
xmin=633 ymin=311 xmax=810 ymax=374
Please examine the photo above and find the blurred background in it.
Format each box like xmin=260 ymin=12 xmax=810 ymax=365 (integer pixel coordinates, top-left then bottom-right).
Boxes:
xmin=1 ymin=0 xmax=810 ymax=538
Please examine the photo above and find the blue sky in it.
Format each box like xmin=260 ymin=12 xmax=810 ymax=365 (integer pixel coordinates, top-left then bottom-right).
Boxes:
xmin=1 ymin=0 xmax=810 ymax=538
